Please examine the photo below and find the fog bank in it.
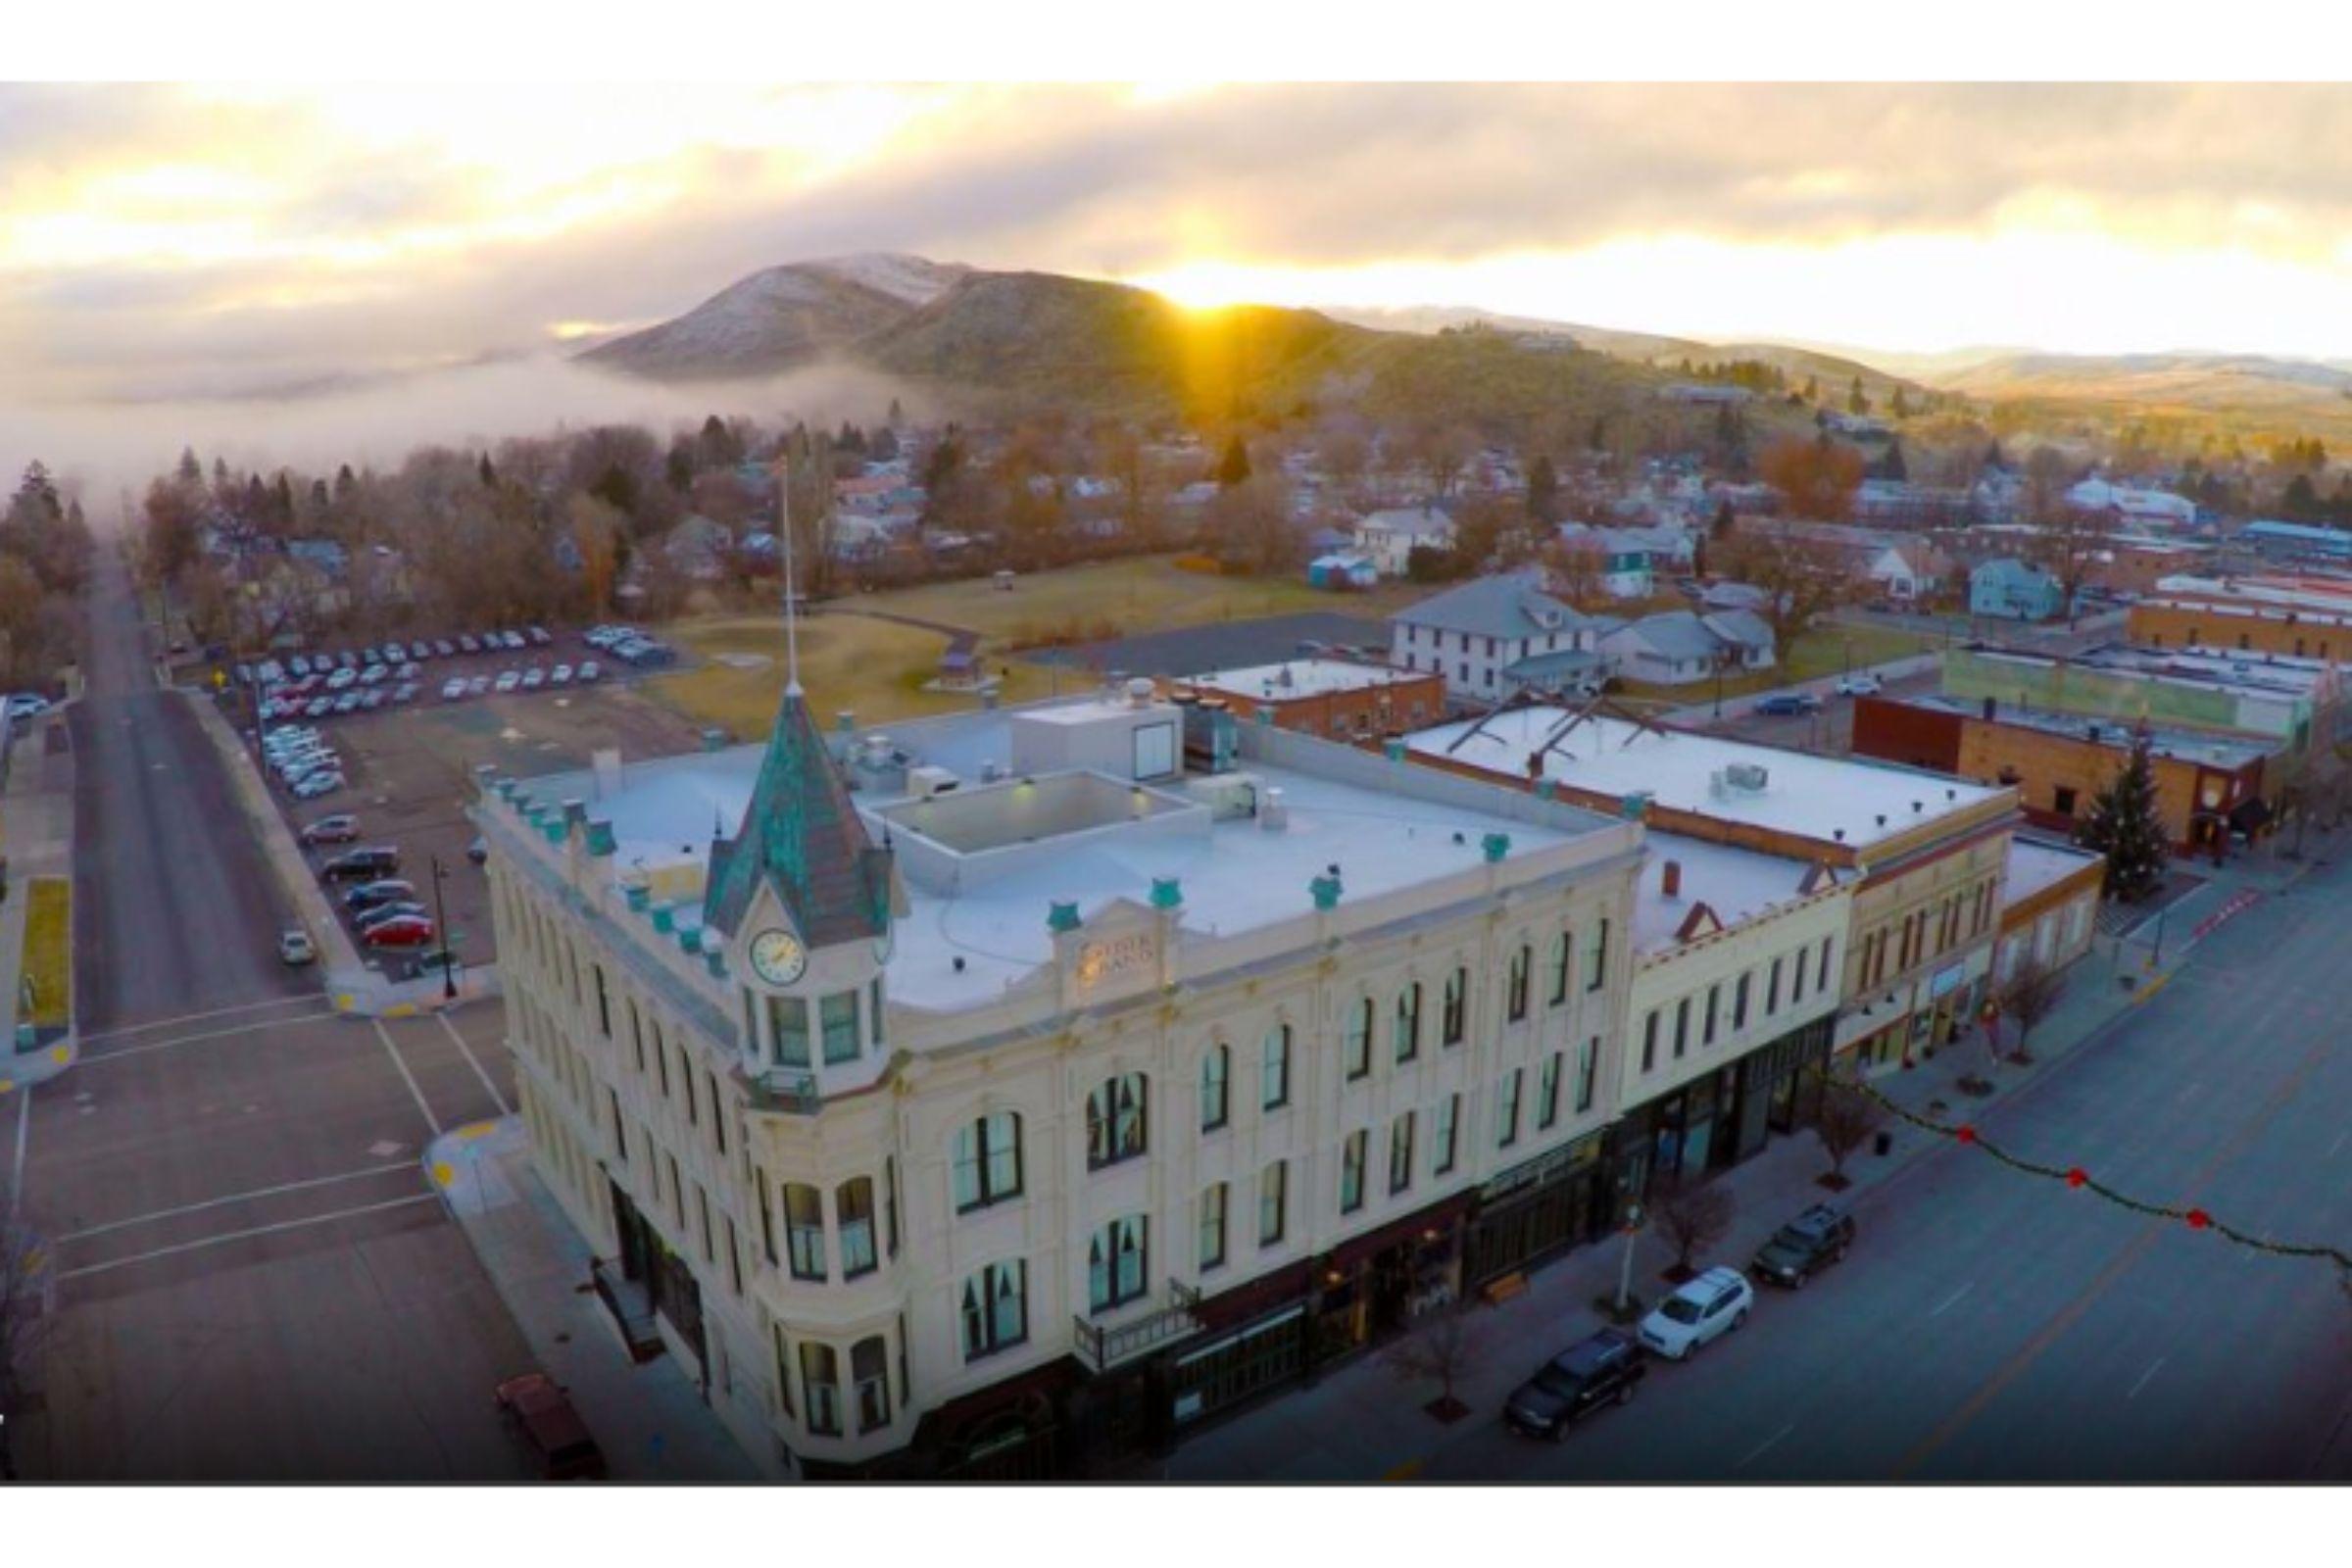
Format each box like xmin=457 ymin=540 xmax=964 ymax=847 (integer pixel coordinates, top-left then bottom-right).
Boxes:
xmin=0 ymin=355 xmax=925 ymax=531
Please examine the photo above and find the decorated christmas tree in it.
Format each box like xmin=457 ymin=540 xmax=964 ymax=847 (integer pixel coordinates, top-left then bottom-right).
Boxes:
xmin=2077 ymin=728 xmax=2170 ymax=903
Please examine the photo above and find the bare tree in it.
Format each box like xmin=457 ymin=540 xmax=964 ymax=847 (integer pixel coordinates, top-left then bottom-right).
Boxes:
xmin=1651 ymin=1171 xmax=1736 ymax=1283
xmin=1998 ymin=955 xmax=2071 ymax=1065
xmin=1715 ymin=518 xmax=1866 ymax=650
xmin=0 ymin=1205 xmax=53 ymax=1480
xmin=1810 ymin=1078 xmax=1885 ymax=1190
xmin=1381 ymin=1306 xmax=1484 ymax=1423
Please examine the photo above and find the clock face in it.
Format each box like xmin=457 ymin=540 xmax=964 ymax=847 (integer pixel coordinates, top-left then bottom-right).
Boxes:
xmin=749 ymin=928 xmax=808 ymax=987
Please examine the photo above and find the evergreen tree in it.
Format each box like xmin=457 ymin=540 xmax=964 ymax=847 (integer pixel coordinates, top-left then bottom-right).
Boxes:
xmin=1526 ymin=453 xmax=1559 ymax=524
xmin=478 ymin=453 xmax=498 ymax=489
xmin=176 ymin=447 xmax=203 ymax=485
xmin=1801 ymin=375 xmax=1819 ymax=403
xmin=1890 ymin=385 xmax=1911 ymax=420
xmin=869 ymin=425 xmax=900 ymax=463
xmin=1846 ymin=376 xmax=1869 ymax=416
xmin=1215 ymin=434 xmax=1251 ymax=488
xmin=886 ymin=397 xmax=905 ymax=428
xmin=334 ymin=464 xmax=357 ymax=501
xmin=1711 ymin=499 xmax=1736 ymax=539
xmin=2076 ymin=730 xmax=2171 ymax=903
xmin=1874 ymin=438 xmax=1908 ymax=482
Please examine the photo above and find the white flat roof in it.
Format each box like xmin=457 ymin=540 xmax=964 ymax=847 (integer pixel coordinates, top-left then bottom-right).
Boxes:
xmin=539 ymin=712 xmax=1620 ymax=1012
xmin=1631 ymin=833 xmax=1837 ymax=956
xmin=1180 ymin=659 xmax=1426 ymax=702
xmin=2005 ymin=836 xmax=2102 ymax=907
xmin=1408 ymin=708 xmax=2005 ymax=852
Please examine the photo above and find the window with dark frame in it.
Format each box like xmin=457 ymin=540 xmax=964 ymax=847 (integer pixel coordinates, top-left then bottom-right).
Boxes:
xmin=1388 ymin=1111 xmax=1415 ymax=1194
xmin=784 ymin=1183 xmax=826 ymax=1281
xmin=953 ymin=1111 xmax=1023 ymax=1211
xmin=1086 ymin=1073 xmax=1150 ymax=1169
xmin=1200 ymin=1043 xmax=1231 ymax=1132
xmin=1340 ymin=1129 xmax=1368 ymax=1213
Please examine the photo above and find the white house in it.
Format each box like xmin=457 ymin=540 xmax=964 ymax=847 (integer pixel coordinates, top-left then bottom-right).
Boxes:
xmin=1599 ymin=610 xmax=1775 ymax=686
xmin=1390 ymin=571 xmax=1607 ymax=704
xmin=1357 ymin=507 xmax=1458 ymax=577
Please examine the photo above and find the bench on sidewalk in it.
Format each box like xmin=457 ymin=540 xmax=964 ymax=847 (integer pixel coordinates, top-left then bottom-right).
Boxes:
xmin=1482 ymin=1272 xmax=1528 ymax=1306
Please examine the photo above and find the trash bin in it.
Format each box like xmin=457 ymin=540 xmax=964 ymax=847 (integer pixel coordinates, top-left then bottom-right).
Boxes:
xmin=1874 ymin=1131 xmax=1893 ymax=1157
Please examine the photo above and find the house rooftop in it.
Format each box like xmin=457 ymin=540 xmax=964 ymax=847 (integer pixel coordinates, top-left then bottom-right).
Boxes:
xmin=1408 ymin=708 xmax=2007 ymax=853
xmin=1390 ymin=571 xmax=1596 ymax=640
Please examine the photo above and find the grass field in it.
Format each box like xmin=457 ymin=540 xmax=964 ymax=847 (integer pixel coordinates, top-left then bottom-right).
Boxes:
xmin=1615 ymin=623 xmax=1937 ymax=706
xmin=649 ymin=557 xmax=1421 ymax=737
xmin=22 ymin=875 xmax=70 ymax=1033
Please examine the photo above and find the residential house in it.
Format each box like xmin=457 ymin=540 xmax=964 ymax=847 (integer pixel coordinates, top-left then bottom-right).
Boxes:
xmin=1599 ymin=610 xmax=1774 ymax=687
xmin=1553 ymin=523 xmax=1657 ymax=599
xmin=1389 ymin=571 xmax=1606 ymax=704
xmin=1970 ymin=558 xmax=2066 ymax=622
xmin=1357 ymin=507 xmax=1458 ymax=577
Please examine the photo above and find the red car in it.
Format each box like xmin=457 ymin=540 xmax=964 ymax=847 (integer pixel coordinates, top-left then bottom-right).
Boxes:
xmin=495 ymin=1373 xmax=606 ymax=1480
xmin=362 ymin=913 xmax=436 ymax=948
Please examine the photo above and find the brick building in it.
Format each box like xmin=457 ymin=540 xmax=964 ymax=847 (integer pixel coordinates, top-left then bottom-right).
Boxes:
xmin=1165 ymin=659 xmax=1447 ymax=742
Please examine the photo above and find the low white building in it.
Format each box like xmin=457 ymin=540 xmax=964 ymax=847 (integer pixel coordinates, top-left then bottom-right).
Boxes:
xmin=482 ymin=677 xmax=1642 ymax=1478
xmin=1357 ymin=506 xmax=1458 ymax=577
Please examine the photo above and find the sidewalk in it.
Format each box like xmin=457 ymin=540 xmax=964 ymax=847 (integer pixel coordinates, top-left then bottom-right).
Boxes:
xmin=426 ymin=1116 xmax=767 ymax=1482
xmin=0 ymin=713 xmax=77 ymax=1094
xmin=1161 ymin=843 xmax=2298 ymax=1482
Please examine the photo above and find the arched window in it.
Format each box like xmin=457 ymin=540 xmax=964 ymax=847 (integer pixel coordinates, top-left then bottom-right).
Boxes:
xmin=952 ymin=1112 xmax=1023 ymax=1212
xmin=1259 ymin=1024 xmax=1291 ymax=1110
xmin=1199 ymin=1045 xmax=1230 ymax=1133
xmin=1086 ymin=1074 xmax=1149 ymax=1170
xmin=836 ymin=1177 xmax=877 ymax=1279
xmin=1395 ymin=984 xmax=1422 ymax=1063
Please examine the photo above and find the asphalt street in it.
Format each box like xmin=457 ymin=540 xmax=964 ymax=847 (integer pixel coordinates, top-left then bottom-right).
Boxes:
xmin=1394 ymin=863 xmax=2352 ymax=1482
xmin=8 ymin=549 xmax=538 ymax=1480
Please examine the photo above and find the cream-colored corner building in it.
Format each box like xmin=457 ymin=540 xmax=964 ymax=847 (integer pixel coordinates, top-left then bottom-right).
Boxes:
xmin=480 ymin=682 xmax=1642 ymax=1478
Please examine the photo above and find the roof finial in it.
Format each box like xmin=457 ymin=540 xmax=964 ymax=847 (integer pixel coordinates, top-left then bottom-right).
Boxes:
xmin=782 ymin=488 xmax=804 ymax=699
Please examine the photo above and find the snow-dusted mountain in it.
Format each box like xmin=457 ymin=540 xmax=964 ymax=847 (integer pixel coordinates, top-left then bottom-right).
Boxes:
xmin=579 ymin=254 xmax=967 ymax=378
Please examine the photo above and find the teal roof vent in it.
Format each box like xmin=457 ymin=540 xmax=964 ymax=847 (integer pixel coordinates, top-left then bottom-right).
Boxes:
xmin=1309 ymin=872 xmax=1344 ymax=910
xmin=1150 ymin=877 xmax=1183 ymax=910
xmin=586 ymin=819 xmax=616 ymax=857
xmin=1048 ymin=900 xmax=1083 ymax=934
xmin=1483 ymin=831 xmax=1511 ymax=863
xmin=650 ymin=904 xmax=675 ymax=934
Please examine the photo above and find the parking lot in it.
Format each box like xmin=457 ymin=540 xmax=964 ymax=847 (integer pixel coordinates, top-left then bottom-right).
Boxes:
xmin=230 ymin=626 xmax=705 ymax=974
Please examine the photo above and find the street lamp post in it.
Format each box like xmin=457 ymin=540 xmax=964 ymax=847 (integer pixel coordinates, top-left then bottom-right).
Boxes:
xmin=430 ymin=855 xmax=458 ymax=1000
xmin=1615 ymin=1202 xmax=1643 ymax=1315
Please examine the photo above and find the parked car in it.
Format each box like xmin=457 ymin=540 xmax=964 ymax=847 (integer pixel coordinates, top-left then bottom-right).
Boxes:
xmin=393 ymin=683 xmax=419 ymax=704
xmin=1749 ymin=1204 xmax=1856 ymax=1289
xmin=458 ymin=634 xmax=481 ymax=654
xmin=304 ymin=697 xmax=334 ymax=718
xmin=333 ymin=692 xmax=363 ymax=714
xmin=362 ymin=913 xmax=437 ymax=948
xmin=576 ymin=661 xmax=601 ymax=683
xmin=549 ymin=663 xmax=573 ymax=685
xmin=433 ymin=639 xmax=457 ymax=658
xmin=1636 ymin=1267 xmax=1754 ymax=1360
xmin=1752 ymin=692 xmax=1822 ymax=717
xmin=494 ymin=670 xmax=520 ymax=694
xmin=289 ymin=655 xmax=313 ymax=677
xmin=526 ymin=625 xmax=552 ymax=646
xmin=466 ymin=835 xmax=489 ymax=865
xmin=405 ymin=948 xmax=464 ymax=983
xmin=345 ymin=878 xmax=418 ymax=911
xmin=502 ymin=630 xmax=526 ymax=651
xmin=1833 ymin=674 xmax=1884 ymax=698
xmin=410 ymin=640 xmax=432 ymax=661
xmin=494 ymin=1372 xmax=606 ymax=1481
xmin=277 ymin=928 xmax=317 ymax=966
xmin=441 ymin=677 xmax=468 ymax=701
xmin=356 ymin=901 xmax=431 ymax=931
xmin=326 ymin=666 xmax=357 ymax=691
xmin=466 ymin=675 xmax=490 ymax=697
xmin=360 ymin=663 xmax=389 ymax=686
xmin=292 ymin=771 xmax=345 ymax=800
xmin=361 ymin=689 xmax=387 ymax=710
xmin=1503 ymin=1329 xmax=1647 ymax=1440
xmin=321 ymin=847 xmax=400 ymax=881
xmin=361 ymin=648 xmax=383 ymax=667
xmin=301 ymin=814 xmax=360 ymax=845
xmin=519 ymin=667 xmax=545 ymax=691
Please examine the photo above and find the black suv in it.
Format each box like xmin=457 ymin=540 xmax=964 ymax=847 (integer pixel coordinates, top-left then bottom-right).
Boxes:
xmin=1750 ymin=1203 xmax=1856 ymax=1289
xmin=321 ymin=846 xmax=400 ymax=881
xmin=1503 ymin=1329 xmax=1645 ymax=1440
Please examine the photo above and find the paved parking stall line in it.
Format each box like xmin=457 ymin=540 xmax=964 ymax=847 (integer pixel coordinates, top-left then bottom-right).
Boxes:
xmin=2127 ymin=1356 xmax=2168 ymax=1400
xmin=435 ymin=1009 xmax=512 ymax=1116
xmin=1929 ymin=1281 xmax=1974 ymax=1317
xmin=56 ymin=1192 xmax=440 ymax=1281
xmin=54 ymin=1161 xmax=418 ymax=1244
xmin=370 ymin=1017 xmax=444 ymax=1136
xmin=1735 ymin=1422 xmax=1796 ymax=1470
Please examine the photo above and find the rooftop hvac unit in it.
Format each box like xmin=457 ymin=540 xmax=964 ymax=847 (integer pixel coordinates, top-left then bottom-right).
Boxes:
xmin=1724 ymin=762 xmax=1771 ymax=792
xmin=907 ymin=764 xmax=959 ymax=800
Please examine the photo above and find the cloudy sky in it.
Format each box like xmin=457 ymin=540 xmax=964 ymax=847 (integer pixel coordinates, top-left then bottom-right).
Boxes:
xmin=6 ymin=81 xmax=2352 ymax=402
